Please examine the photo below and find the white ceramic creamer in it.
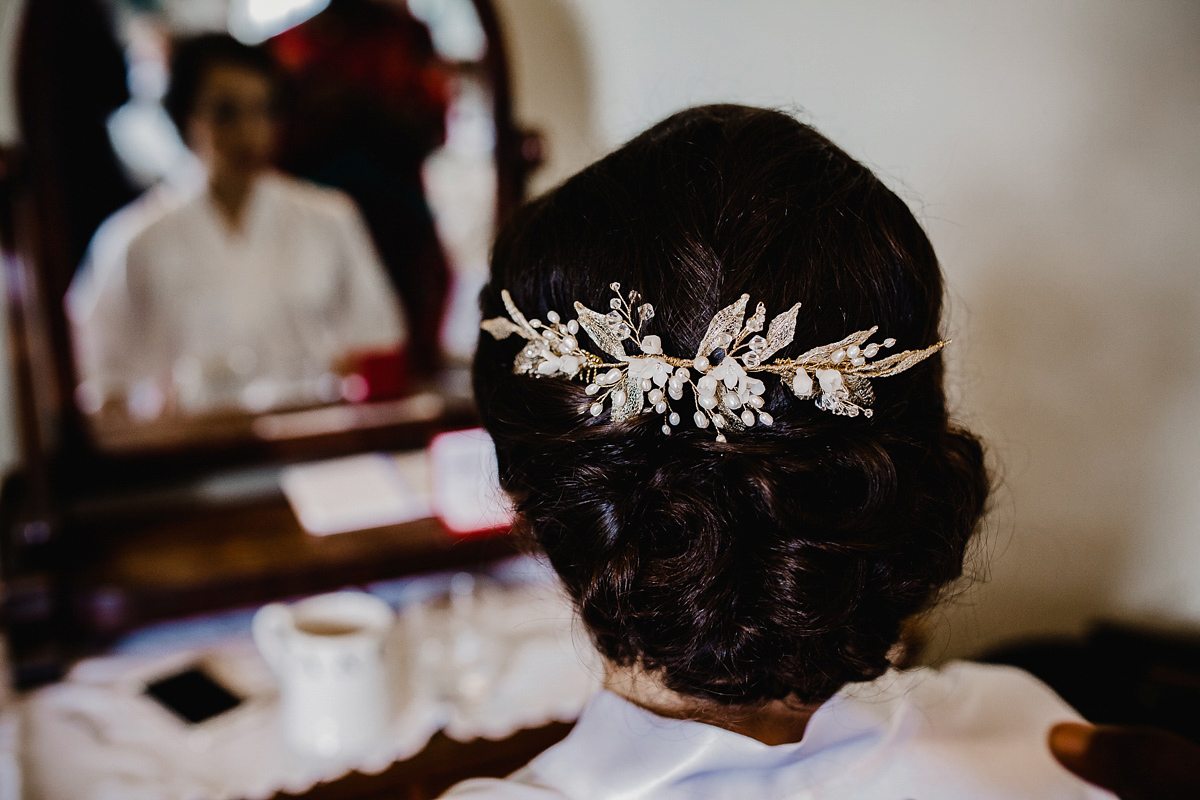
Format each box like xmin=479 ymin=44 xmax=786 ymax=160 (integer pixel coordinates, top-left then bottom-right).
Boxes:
xmin=253 ymin=591 xmax=393 ymax=759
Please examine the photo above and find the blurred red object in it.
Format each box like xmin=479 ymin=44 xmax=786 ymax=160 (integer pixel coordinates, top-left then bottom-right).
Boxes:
xmin=341 ymin=347 xmax=410 ymax=403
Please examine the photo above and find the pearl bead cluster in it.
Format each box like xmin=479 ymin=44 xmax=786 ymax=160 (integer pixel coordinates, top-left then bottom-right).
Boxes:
xmin=580 ymin=285 xmax=691 ymax=434
xmin=507 ymin=307 xmax=587 ymax=381
xmin=482 ymin=285 xmax=948 ymax=440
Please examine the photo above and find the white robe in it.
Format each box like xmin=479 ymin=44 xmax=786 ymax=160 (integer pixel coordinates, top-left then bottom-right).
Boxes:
xmin=442 ymin=662 xmax=1115 ymax=800
xmin=67 ymin=172 xmax=407 ymax=416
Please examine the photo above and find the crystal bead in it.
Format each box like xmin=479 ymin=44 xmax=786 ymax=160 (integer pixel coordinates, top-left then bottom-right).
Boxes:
xmin=864 ymin=343 xmax=879 ymax=358
xmin=749 ymin=335 xmax=767 ymax=353
xmin=586 ymin=383 xmax=599 ymax=395
xmin=661 ymin=424 xmax=671 ymax=435
xmin=740 ymin=410 xmax=755 ymax=426
xmin=698 ymin=394 xmax=718 ymax=410
xmin=846 ymin=345 xmax=860 ymax=359
xmin=694 ymin=411 xmax=710 ymax=429
xmin=758 ymin=412 xmax=774 ymax=426
xmin=610 ymin=298 xmax=623 ymax=309
xmin=694 ymin=356 xmax=710 ymax=372
xmin=715 ymin=333 xmax=733 ymax=348
xmin=610 ymin=282 xmax=621 ymax=291
xmin=723 ymin=392 xmax=742 ymax=409
xmin=606 ymin=311 xmax=621 ymax=324
xmin=648 ymin=389 xmax=663 ymax=404
xmin=567 ymin=320 xmax=579 ymax=334
xmin=547 ymin=310 xmax=560 ymax=324
xmin=655 ymin=402 xmax=667 ymax=414
xmin=883 ymin=338 xmax=896 ymax=348
xmin=617 ymin=324 xmax=632 ymax=339
xmin=832 ymin=348 xmax=846 ymax=363
xmin=639 ymin=303 xmax=655 ymax=320
xmin=590 ymin=403 xmax=603 ymax=417
xmin=742 ymin=352 xmax=761 ymax=367
xmin=669 ymin=412 xmax=681 ymax=426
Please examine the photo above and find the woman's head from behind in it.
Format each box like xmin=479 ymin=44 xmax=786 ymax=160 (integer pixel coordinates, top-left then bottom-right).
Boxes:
xmin=474 ymin=105 xmax=988 ymax=707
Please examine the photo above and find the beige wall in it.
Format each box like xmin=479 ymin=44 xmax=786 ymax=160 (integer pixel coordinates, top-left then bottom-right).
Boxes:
xmin=494 ymin=0 xmax=1200 ymax=657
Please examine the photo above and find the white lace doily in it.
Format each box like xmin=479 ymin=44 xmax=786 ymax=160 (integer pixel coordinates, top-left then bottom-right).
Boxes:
xmin=20 ymin=558 xmax=603 ymax=800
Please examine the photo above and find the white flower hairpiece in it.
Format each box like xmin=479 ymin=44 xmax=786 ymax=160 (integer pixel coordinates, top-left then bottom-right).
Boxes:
xmin=481 ymin=283 xmax=947 ymax=442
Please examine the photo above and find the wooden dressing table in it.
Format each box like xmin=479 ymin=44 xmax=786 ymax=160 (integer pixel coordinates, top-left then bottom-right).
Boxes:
xmin=2 ymin=0 xmax=565 ymax=794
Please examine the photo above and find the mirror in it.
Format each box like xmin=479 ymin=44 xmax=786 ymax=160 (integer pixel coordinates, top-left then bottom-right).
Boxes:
xmin=55 ymin=0 xmax=505 ymax=452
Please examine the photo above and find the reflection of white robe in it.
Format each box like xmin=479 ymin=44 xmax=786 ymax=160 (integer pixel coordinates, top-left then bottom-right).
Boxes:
xmin=67 ymin=173 xmax=406 ymax=416
xmin=443 ymin=663 xmax=1113 ymax=799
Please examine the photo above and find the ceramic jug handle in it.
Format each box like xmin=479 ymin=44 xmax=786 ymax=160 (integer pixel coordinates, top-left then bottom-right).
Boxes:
xmin=252 ymin=603 xmax=292 ymax=674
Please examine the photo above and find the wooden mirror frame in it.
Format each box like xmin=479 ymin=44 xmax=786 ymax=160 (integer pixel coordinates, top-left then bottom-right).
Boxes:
xmin=11 ymin=0 xmax=534 ymax=490
xmin=0 ymin=0 xmax=540 ymax=684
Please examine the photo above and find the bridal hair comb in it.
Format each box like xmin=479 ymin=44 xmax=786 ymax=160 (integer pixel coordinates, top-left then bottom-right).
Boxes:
xmin=482 ymin=284 xmax=946 ymax=442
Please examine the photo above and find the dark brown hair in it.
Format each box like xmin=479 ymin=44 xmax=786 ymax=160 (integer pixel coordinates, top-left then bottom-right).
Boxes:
xmin=163 ymin=34 xmax=278 ymax=139
xmin=473 ymin=105 xmax=988 ymax=706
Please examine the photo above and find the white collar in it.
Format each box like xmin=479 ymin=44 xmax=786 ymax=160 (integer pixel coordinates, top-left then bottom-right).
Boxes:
xmin=511 ymin=664 xmax=1106 ymax=800
xmin=191 ymin=172 xmax=286 ymax=246
xmin=523 ymin=677 xmax=902 ymax=800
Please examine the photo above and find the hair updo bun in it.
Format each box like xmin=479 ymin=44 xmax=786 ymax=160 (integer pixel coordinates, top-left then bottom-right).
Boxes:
xmin=473 ymin=105 xmax=989 ymax=706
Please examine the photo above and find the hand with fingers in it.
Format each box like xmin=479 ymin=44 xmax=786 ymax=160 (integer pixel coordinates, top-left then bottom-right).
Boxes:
xmin=1049 ymin=722 xmax=1200 ymax=800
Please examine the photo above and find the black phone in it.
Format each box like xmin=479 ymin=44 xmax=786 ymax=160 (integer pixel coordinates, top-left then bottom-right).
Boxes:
xmin=143 ymin=666 xmax=244 ymax=725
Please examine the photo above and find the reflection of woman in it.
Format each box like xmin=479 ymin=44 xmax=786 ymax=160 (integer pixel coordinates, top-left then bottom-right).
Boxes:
xmin=67 ymin=35 xmax=407 ymax=419
xmin=450 ymin=107 xmax=1108 ymax=798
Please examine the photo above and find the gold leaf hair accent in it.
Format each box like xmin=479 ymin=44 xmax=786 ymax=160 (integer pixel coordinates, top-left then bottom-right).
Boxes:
xmin=483 ymin=284 xmax=947 ymax=442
